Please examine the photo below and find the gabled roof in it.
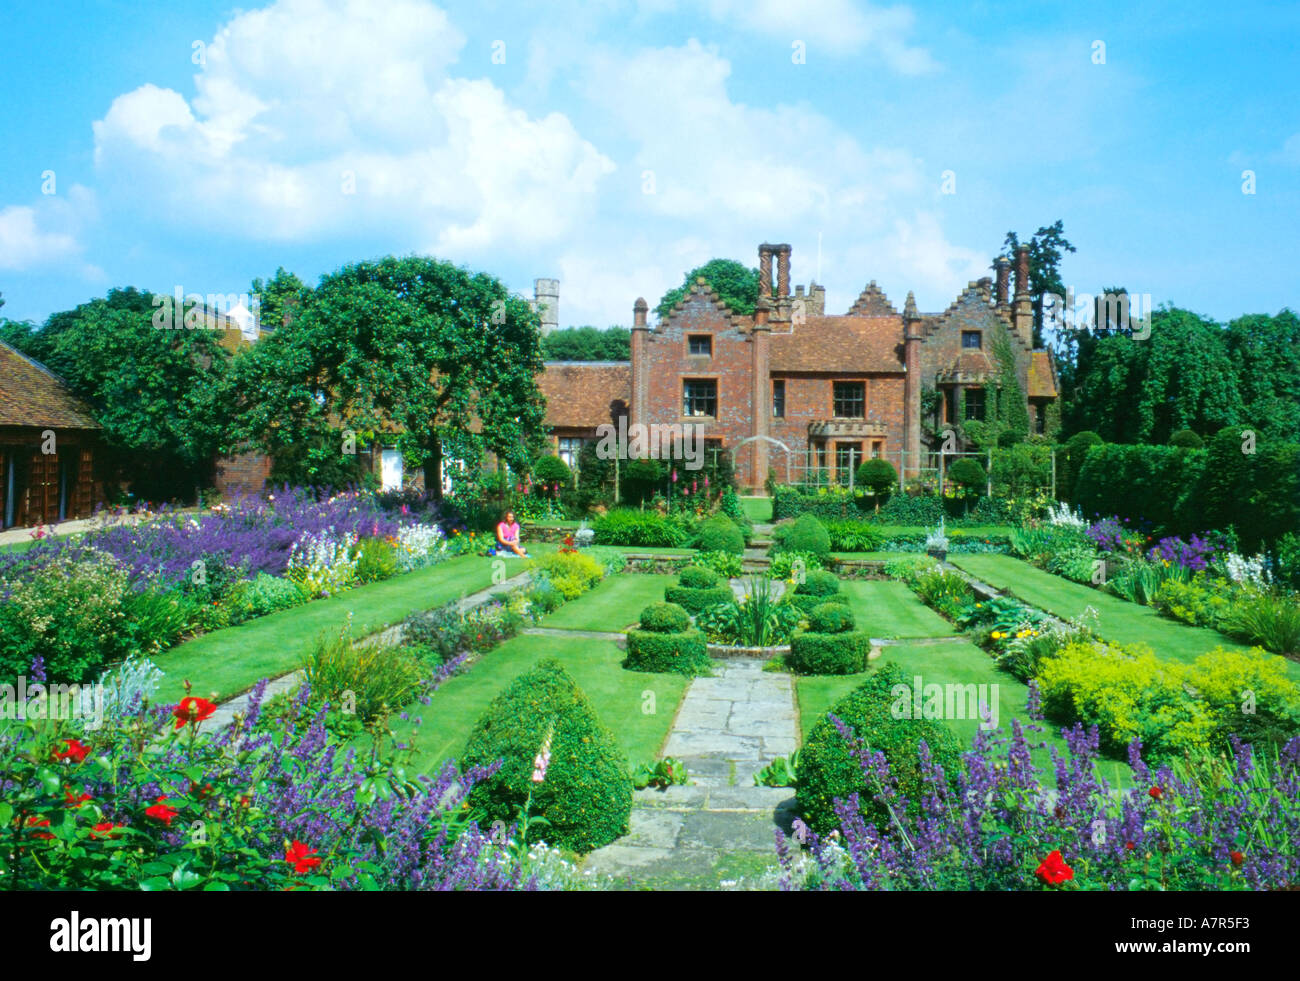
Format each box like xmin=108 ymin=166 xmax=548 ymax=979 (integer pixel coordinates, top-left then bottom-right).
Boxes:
xmin=538 ymin=361 xmax=631 ymax=430
xmin=769 ymin=315 xmax=905 ymax=372
xmin=658 ymin=277 xmax=749 ymax=331
xmin=0 ymin=340 xmax=101 ymax=430
xmin=847 ymin=281 xmax=898 ymax=317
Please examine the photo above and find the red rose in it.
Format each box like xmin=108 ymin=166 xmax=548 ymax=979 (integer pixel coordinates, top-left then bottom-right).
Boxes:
xmin=63 ymin=788 xmax=92 ymax=808
xmin=91 ymin=821 xmax=124 ymax=840
xmin=285 ymin=840 xmax=322 ymax=874
xmin=173 ymin=696 xmax=218 ymax=730
xmin=52 ymin=738 xmax=90 ymax=764
xmin=1124 ymin=841 xmax=1136 ymax=851
xmin=145 ymin=797 xmax=179 ymax=825
xmin=1034 ymin=849 xmax=1074 ymax=886
xmin=1148 ymin=786 xmax=1164 ymax=800
xmin=26 ymin=815 xmax=55 ymax=840
xmin=1229 ymin=851 xmax=1244 ymax=867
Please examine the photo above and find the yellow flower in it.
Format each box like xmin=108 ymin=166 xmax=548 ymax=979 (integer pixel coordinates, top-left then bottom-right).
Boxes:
xmin=990 ymin=631 xmax=1002 ymax=639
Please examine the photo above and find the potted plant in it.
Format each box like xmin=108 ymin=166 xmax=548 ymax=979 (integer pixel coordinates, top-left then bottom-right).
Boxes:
xmin=925 ymin=519 xmax=949 ymax=563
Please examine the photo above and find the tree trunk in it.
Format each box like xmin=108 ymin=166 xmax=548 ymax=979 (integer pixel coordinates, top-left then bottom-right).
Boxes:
xmin=424 ymin=441 xmax=443 ymax=501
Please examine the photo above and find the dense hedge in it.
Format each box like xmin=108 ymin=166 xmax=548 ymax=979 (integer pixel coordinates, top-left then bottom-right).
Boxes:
xmin=796 ymin=664 xmax=963 ymax=833
xmin=788 ymin=630 xmax=870 ymax=674
xmin=678 ymin=565 xmax=721 ymax=589
xmin=773 ymin=487 xmax=1011 ymax=527
xmin=638 ymin=601 xmax=692 ymax=633
xmin=795 ymin=569 xmax=841 ymax=597
xmin=463 ymin=659 xmax=633 ymax=853
xmin=664 ymin=583 xmax=735 ymax=614
xmin=625 ymin=627 xmax=711 ymax=675
xmin=1074 ymin=444 xmax=1207 ymax=536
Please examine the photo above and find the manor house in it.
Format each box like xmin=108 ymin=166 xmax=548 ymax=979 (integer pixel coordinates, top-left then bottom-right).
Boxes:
xmin=538 ymin=242 xmax=1059 ymax=493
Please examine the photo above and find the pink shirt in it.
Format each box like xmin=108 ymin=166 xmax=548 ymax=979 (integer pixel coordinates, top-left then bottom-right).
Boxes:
xmin=497 ymin=521 xmax=520 ymax=544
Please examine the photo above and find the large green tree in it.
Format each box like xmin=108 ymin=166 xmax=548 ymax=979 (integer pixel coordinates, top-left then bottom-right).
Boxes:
xmin=1002 ymin=220 xmax=1076 ymax=348
xmin=2 ymin=287 xmax=232 ymax=500
xmin=656 ymin=259 xmax=760 ymax=318
xmin=541 ymin=325 xmax=631 ymax=361
xmin=249 ymin=266 xmax=310 ymax=333
xmin=234 ymin=256 xmax=548 ymax=497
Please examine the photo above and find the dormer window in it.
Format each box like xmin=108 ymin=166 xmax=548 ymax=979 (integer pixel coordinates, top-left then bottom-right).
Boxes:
xmin=962 ymin=330 xmax=982 ymax=349
xmin=688 ymin=334 xmax=712 ymax=356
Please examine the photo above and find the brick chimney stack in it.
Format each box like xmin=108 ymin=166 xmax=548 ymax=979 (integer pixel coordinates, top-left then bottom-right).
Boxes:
xmin=1012 ymin=245 xmax=1033 ymax=348
xmin=758 ymin=244 xmax=774 ymax=297
xmin=902 ymin=291 xmax=922 ymax=480
xmin=750 ymin=296 xmax=772 ymax=491
xmin=994 ymin=257 xmax=1011 ymax=309
xmin=774 ymin=244 xmax=792 ymax=297
xmin=631 ymin=297 xmax=649 ymax=427
xmin=533 ymin=278 xmax=559 ymax=335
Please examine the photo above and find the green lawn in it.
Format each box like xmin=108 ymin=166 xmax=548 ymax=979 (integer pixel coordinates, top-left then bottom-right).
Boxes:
xmin=382 ymin=632 xmax=689 ymax=775
xmin=842 ymin=580 xmax=956 ymax=638
xmin=540 ymin=574 xmax=675 ymax=630
xmin=831 ymin=551 xmax=926 ymax=561
xmin=739 ymin=496 xmax=772 ymax=522
xmin=872 ymin=525 xmax=1012 ymax=537
xmin=154 ymin=554 xmax=504 ymax=702
xmin=948 ymin=553 xmax=1300 ymax=679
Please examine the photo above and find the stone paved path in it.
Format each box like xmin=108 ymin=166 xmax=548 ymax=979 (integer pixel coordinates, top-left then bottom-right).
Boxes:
xmin=582 ymin=658 xmax=800 ymax=888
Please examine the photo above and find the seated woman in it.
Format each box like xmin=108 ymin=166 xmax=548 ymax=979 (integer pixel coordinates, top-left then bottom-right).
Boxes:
xmin=495 ymin=510 xmax=528 ymax=557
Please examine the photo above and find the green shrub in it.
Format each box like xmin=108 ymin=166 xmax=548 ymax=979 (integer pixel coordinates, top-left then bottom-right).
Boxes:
xmin=1060 ymin=430 xmax=1103 ymax=501
xmin=694 ymin=550 xmax=743 ymax=578
xmin=1036 ymin=640 xmax=1300 ymax=763
xmin=664 ymin=583 xmax=736 ymax=614
xmin=591 ymin=509 xmax=690 ymax=547
xmin=1075 ymin=443 xmax=1207 ymax=538
xmin=694 ymin=514 xmax=745 ymax=554
xmin=787 ymin=630 xmax=870 ymax=675
xmin=1170 ymin=429 xmax=1204 ymax=449
xmin=120 ymin=585 xmax=190 ymax=655
xmin=808 ymin=602 xmax=855 ymax=634
xmin=403 ymin=600 xmax=525 ymax=661
xmin=530 ymin=550 xmax=604 ymax=600
xmin=1151 ymin=576 xmax=1232 ymax=629
xmin=911 ymin=566 xmax=973 ymax=618
xmin=1222 ymin=592 xmax=1300 ymax=656
xmin=773 ymin=514 xmax=831 ymax=559
xmin=353 ymin=537 xmax=399 ymax=583
xmin=533 ymin=453 xmax=573 ymax=488
xmin=302 ymin=625 xmax=429 ymax=723
xmin=788 ymin=591 xmax=849 ymax=614
xmin=771 ymin=486 xmax=867 ymax=521
xmin=463 ymin=659 xmax=633 ymax=853
xmin=232 ymin=572 xmax=307 ymax=620
xmin=719 ymin=488 xmax=753 ymax=536
xmin=678 ymin=564 xmax=720 ymax=589
xmin=824 ymin=520 xmax=884 ymax=553
xmin=639 ymin=601 xmax=692 ymax=633
xmin=1276 ymin=533 xmax=1300 ymax=591
xmin=855 ymin=458 xmax=898 ymax=507
xmin=624 ymin=628 xmax=711 ymax=675
xmin=794 ymin=569 xmax=840 ymax=598
xmin=796 ymin=664 xmax=962 ymax=832
xmin=947 ymin=458 xmax=987 ymax=500
xmin=0 ymin=551 xmax=133 ymax=684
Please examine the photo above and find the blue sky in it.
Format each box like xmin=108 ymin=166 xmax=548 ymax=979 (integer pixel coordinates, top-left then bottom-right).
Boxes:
xmin=2 ymin=0 xmax=1297 ymax=329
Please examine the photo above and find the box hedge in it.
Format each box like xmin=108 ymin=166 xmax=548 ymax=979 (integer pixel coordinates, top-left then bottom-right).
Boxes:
xmin=796 ymin=663 xmax=962 ymax=833
xmin=638 ymin=601 xmax=692 ymax=633
xmin=462 ymin=659 xmax=633 ymax=853
xmin=664 ymin=584 xmax=735 ymax=614
xmin=787 ymin=630 xmax=870 ymax=675
xmin=591 ymin=509 xmax=691 ymax=547
xmin=625 ymin=627 xmax=711 ymax=676
xmin=772 ymin=514 xmax=831 ymax=559
xmin=678 ymin=565 xmax=721 ymax=589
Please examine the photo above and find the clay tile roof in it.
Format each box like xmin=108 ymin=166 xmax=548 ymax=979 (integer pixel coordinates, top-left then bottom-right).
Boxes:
xmin=538 ymin=361 xmax=631 ymax=429
xmin=769 ymin=315 xmax=905 ymax=372
xmin=1029 ymin=351 xmax=1058 ymax=398
xmin=0 ymin=340 xmax=100 ymax=430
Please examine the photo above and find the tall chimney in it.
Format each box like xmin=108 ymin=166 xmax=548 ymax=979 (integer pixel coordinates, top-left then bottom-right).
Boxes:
xmin=994 ymin=257 xmax=1011 ymax=308
xmin=534 ymin=278 xmax=559 ymax=335
xmin=774 ymin=244 xmax=792 ymax=297
xmin=750 ymin=297 xmax=772 ymax=492
xmin=902 ymin=292 xmax=922 ymax=480
xmin=1012 ymin=246 xmax=1033 ymax=347
xmin=757 ymin=244 xmax=774 ymax=297
xmin=631 ymin=297 xmax=649 ymax=427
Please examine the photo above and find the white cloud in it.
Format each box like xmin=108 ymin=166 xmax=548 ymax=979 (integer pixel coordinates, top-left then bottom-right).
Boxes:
xmin=645 ymin=0 xmax=937 ymax=71
xmin=92 ymin=0 xmax=614 ymax=249
xmin=0 ymin=186 xmax=97 ymax=273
